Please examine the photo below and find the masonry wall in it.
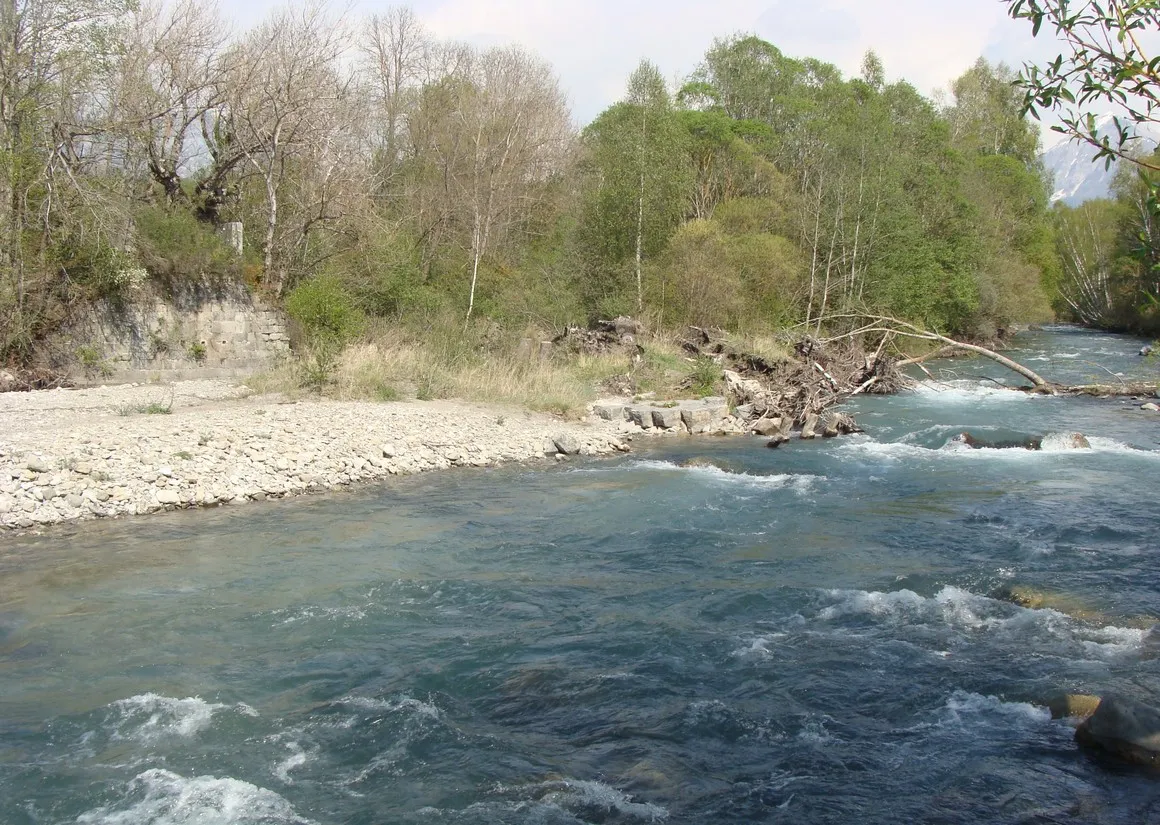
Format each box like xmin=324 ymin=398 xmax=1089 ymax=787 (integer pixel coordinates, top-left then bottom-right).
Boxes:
xmin=60 ymin=282 xmax=290 ymax=384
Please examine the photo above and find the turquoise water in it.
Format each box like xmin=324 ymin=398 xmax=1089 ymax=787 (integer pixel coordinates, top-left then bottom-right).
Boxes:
xmin=2 ymin=326 xmax=1159 ymax=824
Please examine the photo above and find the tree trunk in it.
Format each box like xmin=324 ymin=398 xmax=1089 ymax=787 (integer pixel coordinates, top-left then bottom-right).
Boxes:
xmin=635 ymin=171 xmax=644 ymax=314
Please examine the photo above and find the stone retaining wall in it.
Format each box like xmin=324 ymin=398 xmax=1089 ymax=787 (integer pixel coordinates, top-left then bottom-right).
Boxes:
xmin=58 ymin=282 xmax=289 ymax=384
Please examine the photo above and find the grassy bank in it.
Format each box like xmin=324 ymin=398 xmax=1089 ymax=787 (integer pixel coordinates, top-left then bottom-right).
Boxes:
xmin=247 ymin=322 xmax=783 ymax=417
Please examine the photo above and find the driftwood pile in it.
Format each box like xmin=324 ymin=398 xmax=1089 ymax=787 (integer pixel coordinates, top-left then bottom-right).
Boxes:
xmin=0 ymin=367 xmax=72 ymax=392
xmin=679 ymin=327 xmax=903 ymax=441
xmin=552 ymin=316 xmax=644 ymax=357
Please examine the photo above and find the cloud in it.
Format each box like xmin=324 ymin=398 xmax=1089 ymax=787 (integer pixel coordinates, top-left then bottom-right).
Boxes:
xmin=222 ymin=0 xmax=1065 ymax=127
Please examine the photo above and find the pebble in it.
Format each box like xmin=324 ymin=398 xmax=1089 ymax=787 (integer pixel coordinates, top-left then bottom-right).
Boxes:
xmin=0 ymin=380 xmax=633 ymax=531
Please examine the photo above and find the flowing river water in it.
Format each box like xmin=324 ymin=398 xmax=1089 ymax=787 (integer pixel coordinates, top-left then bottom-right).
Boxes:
xmin=1 ymin=326 xmax=1159 ymax=825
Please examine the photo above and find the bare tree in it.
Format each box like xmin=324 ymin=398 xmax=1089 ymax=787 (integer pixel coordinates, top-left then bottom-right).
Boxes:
xmin=405 ymin=44 xmax=573 ymax=325
xmin=224 ymin=0 xmax=356 ymax=295
xmin=0 ymin=0 xmax=129 ymax=359
xmin=113 ymin=0 xmax=229 ymax=204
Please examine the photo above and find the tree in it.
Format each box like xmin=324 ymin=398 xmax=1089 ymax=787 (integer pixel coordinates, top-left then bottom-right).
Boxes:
xmin=578 ymin=61 xmax=691 ymax=315
xmin=0 ymin=0 xmax=132 ymax=360
xmin=114 ymin=0 xmax=229 ymax=206
xmin=1007 ymin=0 xmax=1160 ymax=173
xmin=359 ymin=6 xmax=431 ymax=200
xmin=1053 ymin=199 xmax=1122 ymax=326
xmin=405 ymin=45 xmax=572 ymax=327
xmin=948 ymin=58 xmax=1041 ymax=164
xmin=224 ymin=0 xmax=358 ymax=295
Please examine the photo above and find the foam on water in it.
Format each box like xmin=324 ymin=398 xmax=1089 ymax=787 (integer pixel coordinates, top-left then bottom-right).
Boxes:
xmin=940 ymin=691 xmax=1051 ymax=726
xmin=490 ymin=778 xmax=668 ymax=822
xmin=817 ymin=587 xmax=1147 ymax=657
xmin=628 ymin=460 xmax=822 ymax=492
xmin=107 ymin=695 xmax=257 ymax=744
xmin=272 ymin=741 xmax=313 ymax=785
xmin=338 ymin=694 xmax=442 ymax=720
xmin=911 ymin=380 xmax=1032 ymax=403
xmin=271 ymin=605 xmax=367 ymax=626
xmin=839 ymin=434 xmax=1157 ymax=462
xmin=76 ymin=769 xmax=313 ymax=825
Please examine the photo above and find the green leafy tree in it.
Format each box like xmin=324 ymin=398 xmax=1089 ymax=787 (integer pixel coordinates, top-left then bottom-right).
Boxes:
xmin=578 ymin=61 xmax=691 ymax=315
xmin=1007 ymin=0 xmax=1160 ymax=172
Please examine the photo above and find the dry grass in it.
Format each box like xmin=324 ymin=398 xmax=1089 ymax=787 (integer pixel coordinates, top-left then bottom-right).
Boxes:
xmin=249 ymin=330 xmax=635 ymax=417
xmin=725 ymin=332 xmax=793 ymax=364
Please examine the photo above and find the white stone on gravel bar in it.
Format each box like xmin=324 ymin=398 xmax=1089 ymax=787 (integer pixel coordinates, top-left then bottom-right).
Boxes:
xmin=0 ymin=379 xmax=629 ymax=531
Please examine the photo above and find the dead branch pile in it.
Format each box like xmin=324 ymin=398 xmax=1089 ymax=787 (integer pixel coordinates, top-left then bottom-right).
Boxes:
xmin=681 ymin=327 xmax=905 ymax=424
xmin=553 ymin=316 xmax=644 ymax=356
xmin=0 ymin=367 xmax=72 ymax=393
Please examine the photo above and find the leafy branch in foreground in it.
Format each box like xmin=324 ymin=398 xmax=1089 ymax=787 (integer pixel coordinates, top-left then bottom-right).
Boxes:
xmin=1006 ymin=0 xmax=1160 ymax=173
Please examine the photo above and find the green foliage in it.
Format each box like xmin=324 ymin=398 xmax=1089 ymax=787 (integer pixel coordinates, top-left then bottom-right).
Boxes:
xmin=117 ymin=399 xmax=173 ymax=416
xmin=75 ymin=345 xmax=113 ymax=378
xmin=53 ymin=237 xmax=139 ymax=303
xmin=1007 ymin=0 xmax=1160 ymax=175
xmin=134 ymin=206 xmax=243 ymax=284
xmin=285 ymin=274 xmax=367 ymax=346
xmin=687 ymin=357 xmax=722 ymax=398
xmin=187 ymin=342 xmax=208 ymax=362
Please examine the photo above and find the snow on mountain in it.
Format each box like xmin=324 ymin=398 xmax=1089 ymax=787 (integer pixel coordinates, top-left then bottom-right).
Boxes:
xmin=1042 ymin=114 xmax=1159 ymax=206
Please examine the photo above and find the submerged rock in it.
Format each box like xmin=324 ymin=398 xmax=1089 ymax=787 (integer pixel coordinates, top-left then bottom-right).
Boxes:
xmin=950 ymin=432 xmax=1042 ymax=450
xmin=1075 ymin=695 xmax=1160 ymax=769
xmin=950 ymin=431 xmax=1090 ymax=451
xmin=1041 ymin=431 xmax=1091 ymax=450
xmin=678 ymin=456 xmax=735 ymax=473
xmin=1046 ymin=693 xmax=1103 ymax=720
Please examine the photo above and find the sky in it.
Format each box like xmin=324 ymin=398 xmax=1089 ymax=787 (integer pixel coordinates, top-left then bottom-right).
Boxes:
xmin=226 ymin=0 xmax=1068 ymax=141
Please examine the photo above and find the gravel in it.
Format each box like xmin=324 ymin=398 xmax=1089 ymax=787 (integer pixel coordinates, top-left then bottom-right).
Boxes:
xmin=0 ymin=381 xmax=631 ymax=531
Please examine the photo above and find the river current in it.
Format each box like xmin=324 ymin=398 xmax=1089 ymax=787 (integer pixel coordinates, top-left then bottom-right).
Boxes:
xmin=1 ymin=326 xmax=1159 ymax=825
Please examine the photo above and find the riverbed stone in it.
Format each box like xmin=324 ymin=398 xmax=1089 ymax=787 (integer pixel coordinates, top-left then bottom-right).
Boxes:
xmin=592 ymin=402 xmax=628 ymax=421
xmin=553 ymin=434 xmax=582 ymax=456
xmin=651 ymin=407 xmax=683 ymax=430
xmin=0 ymin=379 xmax=635 ymax=531
xmin=679 ymin=407 xmax=712 ymax=434
xmin=1075 ymin=695 xmax=1160 ymax=768
xmin=801 ymin=413 xmax=820 ymax=439
xmin=751 ymin=417 xmax=782 ymax=436
xmin=1046 ymin=693 xmax=1102 ymax=720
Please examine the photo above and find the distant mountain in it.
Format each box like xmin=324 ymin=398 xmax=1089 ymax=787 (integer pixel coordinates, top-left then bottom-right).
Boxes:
xmin=1042 ymin=114 xmax=1158 ymax=206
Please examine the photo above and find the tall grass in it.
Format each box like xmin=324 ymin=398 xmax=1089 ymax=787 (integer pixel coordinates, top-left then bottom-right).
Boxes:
xmin=250 ymin=323 xmax=633 ymax=416
xmin=248 ymin=313 xmax=718 ymax=416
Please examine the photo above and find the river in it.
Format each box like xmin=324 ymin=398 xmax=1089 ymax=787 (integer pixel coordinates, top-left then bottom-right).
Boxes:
xmin=1 ymin=325 xmax=1158 ymax=824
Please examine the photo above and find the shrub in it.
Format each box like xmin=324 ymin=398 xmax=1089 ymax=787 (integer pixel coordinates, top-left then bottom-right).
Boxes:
xmin=134 ymin=206 xmax=242 ymax=285
xmin=285 ymin=274 xmax=366 ymax=345
xmin=53 ymin=238 xmax=139 ymax=303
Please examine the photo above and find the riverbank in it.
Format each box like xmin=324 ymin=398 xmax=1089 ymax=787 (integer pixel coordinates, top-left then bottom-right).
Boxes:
xmin=0 ymin=380 xmax=637 ymax=532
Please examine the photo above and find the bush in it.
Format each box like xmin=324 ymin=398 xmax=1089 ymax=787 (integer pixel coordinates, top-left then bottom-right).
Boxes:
xmin=285 ymin=274 xmax=366 ymax=345
xmin=53 ymin=237 xmax=139 ymax=303
xmin=134 ymin=206 xmax=242 ymax=285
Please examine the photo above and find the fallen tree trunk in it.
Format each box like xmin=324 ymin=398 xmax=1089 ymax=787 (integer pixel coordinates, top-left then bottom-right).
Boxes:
xmin=817 ymin=315 xmax=1052 ymax=391
xmin=1057 ymin=381 xmax=1160 ymax=398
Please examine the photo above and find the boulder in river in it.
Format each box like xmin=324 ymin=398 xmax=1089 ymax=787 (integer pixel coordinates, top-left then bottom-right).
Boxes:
xmin=950 ymin=432 xmax=1043 ymax=450
xmin=750 ymin=417 xmax=783 ymax=436
xmin=1046 ymin=693 xmax=1103 ymax=720
xmin=552 ymin=434 xmax=582 ymax=456
xmin=679 ymin=456 xmax=736 ymax=473
xmin=822 ymin=412 xmax=863 ymax=438
xmin=1075 ymin=695 xmax=1160 ymax=769
xmin=1041 ymin=432 xmax=1092 ymax=450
